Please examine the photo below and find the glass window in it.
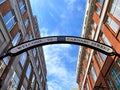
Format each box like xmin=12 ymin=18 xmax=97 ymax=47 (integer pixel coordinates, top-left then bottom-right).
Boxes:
xmin=8 ymin=72 xmax=19 ymax=89
xmin=107 ymin=17 xmax=119 ymax=33
xmin=20 ymin=52 xmax=27 ymax=67
xmin=91 ymin=67 xmax=97 ymax=81
xmin=36 ymin=59 xmax=39 ymax=67
xmin=18 ymin=1 xmax=26 ymax=14
xmin=3 ymin=10 xmax=16 ymax=31
xmin=100 ymin=53 xmax=107 ymax=60
xmin=33 ymin=48 xmax=37 ymax=57
xmin=110 ymin=65 xmax=120 ymax=89
xmin=3 ymin=57 xmax=9 ymax=65
xmin=35 ymin=83 xmax=38 ymax=90
xmin=101 ymin=34 xmax=111 ymax=46
xmin=106 ymin=78 xmax=115 ymax=90
xmin=29 ymin=34 xmax=33 ymax=40
xmin=31 ymin=74 xmax=35 ymax=89
xmin=12 ymin=32 xmax=21 ymax=46
xmin=0 ymin=31 xmax=5 ymax=46
xmin=24 ymin=18 xmax=29 ymax=28
xmin=98 ymin=0 xmax=104 ymax=6
xmin=93 ymin=22 xmax=97 ymax=29
xmin=96 ymin=8 xmax=101 ymax=15
xmin=118 ymin=58 xmax=120 ymax=66
xmin=109 ymin=0 xmax=120 ymax=21
xmin=95 ymin=53 xmax=103 ymax=67
xmin=20 ymin=85 xmax=25 ymax=90
xmin=26 ymin=63 xmax=32 ymax=79
xmin=91 ymin=29 xmax=95 ymax=39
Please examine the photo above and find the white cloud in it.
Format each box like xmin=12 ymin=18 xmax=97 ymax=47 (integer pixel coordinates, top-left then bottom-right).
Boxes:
xmin=64 ymin=0 xmax=76 ymax=11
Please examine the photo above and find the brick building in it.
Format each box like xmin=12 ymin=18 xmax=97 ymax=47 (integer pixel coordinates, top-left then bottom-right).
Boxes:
xmin=76 ymin=0 xmax=120 ymax=90
xmin=0 ymin=0 xmax=47 ymax=90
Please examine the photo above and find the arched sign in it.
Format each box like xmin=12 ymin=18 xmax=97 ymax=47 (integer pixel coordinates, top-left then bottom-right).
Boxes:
xmin=0 ymin=36 xmax=119 ymax=59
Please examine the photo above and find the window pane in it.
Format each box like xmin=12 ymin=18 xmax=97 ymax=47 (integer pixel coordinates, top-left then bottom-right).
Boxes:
xmin=20 ymin=52 xmax=27 ymax=67
xmin=110 ymin=65 xmax=120 ymax=89
xmin=0 ymin=0 xmax=4 ymax=3
xmin=91 ymin=67 xmax=97 ymax=81
xmin=98 ymin=0 xmax=104 ymax=6
xmin=12 ymin=32 xmax=21 ymax=46
xmin=20 ymin=85 xmax=25 ymax=90
xmin=18 ymin=1 xmax=26 ymax=14
xmin=3 ymin=11 xmax=16 ymax=31
xmin=96 ymin=53 xmax=103 ymax=66
xmin=118 ymin=58 xmax=120 ymax=66
xmin=8 ymin=72 xmax=19 ymax=89
xmin=24 ymin=18 xmax=29 ymax=28
xmin=101 ymin=34 xmax=111 ymax=46
xmin=100 ymin=53 xmax=107 ymax=60
xmin=106 ymin=78 xmax=115 ymax=90
xmin=26 ymin=63 xmax=31 ymax=79
xmin=36 ymin=59 xmax=39 ymax=67
xmin=33 ymin=48 xmax=37 ymax=57
xmin=3 ymin=57 xmax=9 ymax=65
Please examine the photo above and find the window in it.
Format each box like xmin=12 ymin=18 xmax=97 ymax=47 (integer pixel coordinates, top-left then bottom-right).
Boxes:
xmin=8 ymin=72 xmax=19 ymax=89
xmin=0 ymin=30 xmax=5 ymax=46
xmin=3 ymin=57 xmax=9 ymax=65
xmin=95 ymin=53 xmax=103 ymax=67
xmin=31 ymin=74 xmax=35 ymax=89
xmin=100 ymin=53 xmax=107 ymax=60
xmin=18 ymin=0 xmax=26 ymax=14
xmin=118 ymin=58 xmax=120 ymax=66
xmin=24 ymin=18 xmax=29 ymax=28
xmin=107 ymin=17 xmax=119 ymax=33
xmin=26 ymin=63 xmax=32 ymax=79
xmin=33 ymin=48 xmax=37 ymax=57
xmin=106 ymin=78 xmax=115 ymax=90
xmin=29 ymin=34 xmax=33 ymax=40
xmin=91 ymin=67 xmax=97 ymax=82
xmin=110 ymin=65 xmax=120 ymax=89
xmin=109 ymin=0 xmax=120 ymax=21
xmin=98 ymin=0 xmax=104 ymax=6
xmin=91 ymin=29 xmax=95 ymax=39
xmin=20 ymin=52 xmax=27 ymax=67
xmin=12 ymin=32 xmax=21 ymax=46
xmin=93 ymin=22 xmax=97 ymax=29
xmin=101 ymin=34 xmax=111 ymax=46
xmin=20 ymin=85 xmax=25 ymax=90
xmin=36 ymin=59 xmax=39 ymax=67
xmin=3 ymin=10 xmax=16 ymax=31
xmin=35 ymin=83 xmax=38 ymax=90
xmin=96 ymin=8 xmax=101 ymax=15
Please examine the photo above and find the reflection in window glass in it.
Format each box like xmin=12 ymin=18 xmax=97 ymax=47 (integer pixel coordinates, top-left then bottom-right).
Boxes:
xmin=24 ymin=18 xmax=29 ymax=28
xmin=3 ymin=57 xmax=9 ymax=65
xmin=98 ymin=0 xmax=104 ymax=6
xmin=3 ymin=10 xmax=16 ymax=30
xmin=18 ymin=1 xmax=26 ymax=14
xmin=96 ymin=53 xmax=103 ymax=67
xmin=20 ymin=52 xmax=27 ymax=67
xmin=106 ymin=78 xmax=115 ymax=90
xmin=91 ymin=67 xmax=97 ymax=82
xmin=101 ymin=34 xmax=111 ymax=46
xmin=110 ymin=66 xmax=120 ymax=89
xmin=33 ymin=48 xmax=37 ymax=57
xmin=118 ymin=58 xmax=120 ymax=66
xmin=100 ymin=53 xmax=107 ymax=60
xmin=26 ymin=63 xmax=31 ymax=79
xmin=107 ymin=17 xmax=119 ymax=33
xmin=20 ymin=85 xmax=25 ymax=90
xmin=0 ymin=0 xmax=4 ymax=3
xmin=12 ymin=32 xmax=21 ymax=46
xmin=109 ymin=0 xmax=120 ymax=21
xmin=36 ymin=59 xmax=39 ymax=67
xmin=8 ymin=72 xmax=19 ymax=89
xmin=96 ymin=8 xmax=101 ymax=15
xmin=31 ymin=74 xmax=35 ymax=89
xmin=0 ymin=31 xmax=5 ymax=46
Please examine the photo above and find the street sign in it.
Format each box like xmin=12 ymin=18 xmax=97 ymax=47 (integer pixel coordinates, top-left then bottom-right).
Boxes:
xmin=0 ymin=36 xmax=119 ymax=59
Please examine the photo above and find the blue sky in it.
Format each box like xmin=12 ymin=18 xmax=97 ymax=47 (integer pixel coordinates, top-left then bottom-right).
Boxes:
xmin=30 ymin=0 xmax=86 ymax=90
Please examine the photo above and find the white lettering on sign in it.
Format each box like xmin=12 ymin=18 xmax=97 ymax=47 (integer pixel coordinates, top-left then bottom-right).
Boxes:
xmin=65 ymin=37 xmax=113 ymax=53
xmin=10 ymin=37 xmax=57 ymax=54
xmin=8 ymin=36 xmax=114 ymax=55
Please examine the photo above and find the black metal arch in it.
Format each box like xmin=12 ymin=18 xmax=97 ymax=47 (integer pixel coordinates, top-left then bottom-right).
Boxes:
xmin=0 ymin=36 xmax=119 ymax=59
